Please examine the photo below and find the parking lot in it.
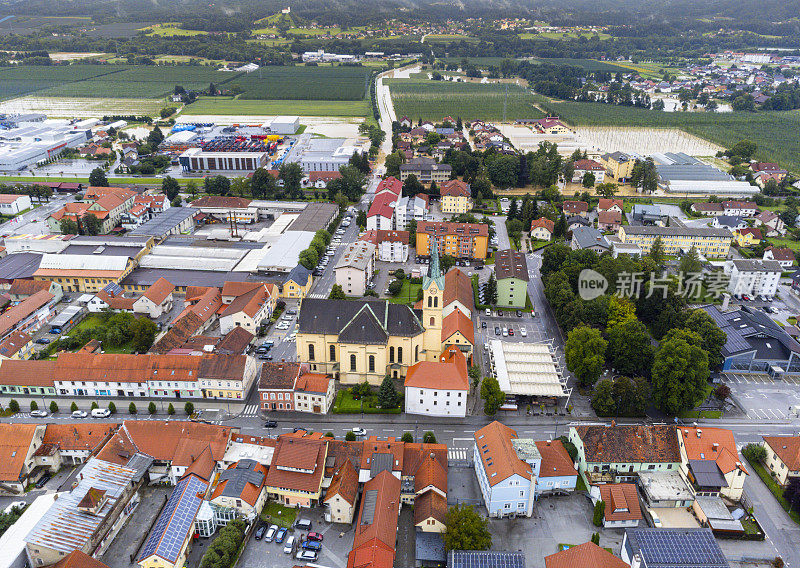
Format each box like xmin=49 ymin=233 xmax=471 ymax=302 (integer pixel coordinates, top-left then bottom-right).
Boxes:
xmin=725 ymin=372 xmax=800 ymax=419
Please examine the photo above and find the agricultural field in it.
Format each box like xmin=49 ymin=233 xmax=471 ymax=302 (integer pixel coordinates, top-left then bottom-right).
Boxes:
xmin=537 ymin=98 xmax=800 ymax=173
xmin=231 ymin=66 xmax=371 ymax=101
xmin=140 ymin=23 xmax=208 ymax=36
xmin=575 ymin=127 xmax=721 ymax=156
xmin=530 ymin=58 xmax=630 ymax=72
xmin=0 ymin=15 xmax=91 ymax=35
xmin=520 ymin=31 xmax=612 ymax=40
xmin=286 ymin=27 xmax=342 ymax=36
xmin=441 ymin=57 xmax=520 ymax=67
xmin=424 ymin=34 xmax=480 ymax=43
xmin=0 ymin=65 xmax=125 ymax=100
xmin=0 ymin=95 xmax=167 ymax=118
xmin=182 ymin=97 xmax=370 ymax=117
xmin=388 ymin=78 xmax=544 ymax=121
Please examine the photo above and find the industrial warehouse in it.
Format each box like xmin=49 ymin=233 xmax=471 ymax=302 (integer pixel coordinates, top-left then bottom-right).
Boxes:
xmin=0 ymin=117 xmax=93 ymax=171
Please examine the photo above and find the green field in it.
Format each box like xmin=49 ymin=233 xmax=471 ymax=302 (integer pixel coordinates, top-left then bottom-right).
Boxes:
xmin=0 ymin=65 xmax=125 ymax=100
xmin=388 ymin=79 xmax=544 ymax=121
xmin=521 ymin=31 xmax=612 ymax=40
xmin=286 ymin=26 xmax=342 ymax=36
xmin=231 ymin=66 xmax=371 ymax=101
xmin=531 ymin=58 xmax=630 ymax=72
xmin=140 ymin=23 xmax=208 ymax=36
xmin=182 ymin=97 xmax=370 ymax=117
xmin=535 ymin=97 xmax=800 ymax=173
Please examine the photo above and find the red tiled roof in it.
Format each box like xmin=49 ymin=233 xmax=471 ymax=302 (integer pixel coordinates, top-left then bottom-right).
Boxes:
xmin=679 ymin=426 xmax=747 ymax=475
xmin=443 ymin=267 xmax=473 ymax=310
xmin=0 ymin=423 xmax=38 ymax=481
xmin=536 ymin=440 xmax=578 ymax=478
xmin=598 ymin=199 xmax=624 ymax=212
xmin=574 ymin=424 xmax=680 ymax=464
xmin=294 ymin=373 xmax=330 ymax=394
xmin=0 ymin=330 xmax=32 ymax=358
xmin=530 ymin=217 xmax=555 ymax=233
xmin=473 ymin=421 xmax=531 ymax=487
xmin=544 ymin=542 xmax=629 ymax=568
xmin=598 ymin=210 xmax=622 ymax=225
xmin=414 ymin=490 xmax=447 ymax=526
xmin=599 ymin=483 xmax=642 ymax=522
xmin=352 ymin=470 xmax=401 ymax=551
xmin=142 ymin=277 xmax=174 ymax=305
xmin=8 ymin=279 xmax=51 ymax=297
xmin=191 ymin=196 xmax=252 ymax=208
xmin=441 ymin=309 xmax=474 ymax=345
xmin=0 ymin=359 xmax=55 ymax=387
xmin=324 ymin=460 xmax=359 ymax=506
xmin=766 ymin=246 xmax=795 ymax=261
xmin=574 ymin=159 xmax=604 ymax=171
xmin=405 ymin=346 xmax=468 ymax=391
xmin=441 ymin=179 xmax=470 ymax=198
xmin=563 ymin=201 xmax=589 ymax=214
xmin=53 ymin=551 xmax=110 ymax=568
xmin=763 ymin=436 xmax=800 ymax=470
xmin=265 ymin=433 xmax=327 ymax=493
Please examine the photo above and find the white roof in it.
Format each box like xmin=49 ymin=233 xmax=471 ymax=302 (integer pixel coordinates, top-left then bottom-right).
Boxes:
xmin=665 ymin=180 xmax=759 ymax=196
xmin=256 ymin=231 xmax=315 ymax=272
xmin=38 ymin=254 xmax=129 ymax=272
xmin=222 ymin=441 xmax=274 ymax=466
xmin=489 ymin=340 xmax=566 ymax=397
xmin=0 ymin=493 xmax=58 ymax=568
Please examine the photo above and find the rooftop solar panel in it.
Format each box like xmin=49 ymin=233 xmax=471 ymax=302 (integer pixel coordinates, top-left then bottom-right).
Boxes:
xmin=626 ymin=528 xmax=728 ymax=567
xmin=448 ymin=551 xmax=526 ymax=568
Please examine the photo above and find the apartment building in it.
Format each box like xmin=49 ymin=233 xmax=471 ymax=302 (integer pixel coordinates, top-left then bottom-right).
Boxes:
xmin=416 ymin=221 xmax=489 ymax=260
xmin=724 ymin=259 xmax=781 ymax=297
xmin=618 ymin=225 xmax=732 ymax=258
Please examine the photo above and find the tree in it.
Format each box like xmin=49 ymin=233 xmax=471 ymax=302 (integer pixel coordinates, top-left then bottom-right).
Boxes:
xmin=168 ymin=403 xmax=175 ymax=415
xmin=591 ymin=533 xmax=600 ymax=545
xmin=714 ymin=384 xmax=731 ymax=401
xmin=279 ymin=162 xmax=304 ymax=198
xmin=729 ymin=139 xmax=757 ymax=160
xmin=613 ymin=376 xmax=649 ymax=416
xmin=69 ymin=401 xmax=78 ymax=412
xmin=385 ymin=151 xmax=404 ymax=178
xmin=480 ymin=376 xmax=505 ymax=415
xmin=356 ymin=210 xmax=367 ymax=228
xmin=582 ymin=172 xmax=596 ymax=188
xmin=345 ymin=431 xmax=357 ymax=441
xmin=596 ymin=182 xmax=617 ymax=198
xmin=378 ymin=376 xmax=401 ymax=409
xmin=30 ymin=400 xmax=38 ymax=411
xmin=329 ymin=284 xmax=346 ymax=300
xmin=203 ymin=175 xmax=230 ymax=196
xmin=230 ymin=176 xmax=251 ymax=198
xmin=184 ymin=402 xmax=194 ymax=416
xmin=742 ymin=443 xmax=767 ymax=464
xmin=591 ymin=379 xmax=617 ymax=416
xmin=606 ymin=296 xmax=636 ymax=328
xmin=565 ymin=326 xmax=607 ymax=387
xmin=388 ymin=279 xmax=403 ymax=296
xmin=554 ymin=213 xmax=567 ymax=239
xmin=90 ymin=401 xmax=99 ymax=410
xmin=250 ymin=168 xmax=278 ymax=199
xmin=440 ymin=254 xmax=456 ymax=273
xmin=327 ymin=165 xmax=367 ymax=202
xmin=162 ymin=176 xmax=180 ymax=201
xmin=148 ymin=401 xmax=157 ymax=414
xmin=81 ymin=213 xmax=101 ymax=236
xmin=443 ymin=504 xmax=492 ymax=551
xmin=89 ymin=167 xmax=108 ymax=187
xmin=108 ymin=401 xmax=116 ymax=414
xmin=131 ymin=317 xmax=158 ymax=353
xmin=649 ymin=237 xmax=665 ymax=266
xmin=49 ymin=401 xmax=58 ymax=414
xmin=682 ymin=309 xmax=727 ymax=368
xmin=147 ymin=126 xmax=164 ymax=148
xmin=401 ymin=432 xmax=414 ymax=443
xmin=486 ymin=154 xmax=519 ymax=188
xmin=8 ymin=399 xmax=19 ymax=412
xmin=186 ymin=180 xmax=199 ymax=200
xmin=129 ymin=402 xmax=137 ymax=414
xmin=325 ymin=432 xmax=335 ymax=439
xmin=679 ymin=245 xmax=702 ymax=275
xmin=606 ymin=319 xmax=654 ymax=377
xmin=403 ymin=174 xmax=424 ymax=197
xmin=485 ymin=272 xmax=498 ymax=305
xmin=651 ymin=335 xmax=709 ymax=415
xmin=60 ymin=218 xmax=79 ymax=234
xmin=423 ymin=431 xmax=437 ymax=443
xmin=593 ymin=500 xmax=605 ymax=526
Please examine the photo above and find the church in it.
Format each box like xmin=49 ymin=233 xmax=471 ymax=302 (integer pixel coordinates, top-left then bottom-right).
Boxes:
xmin=296 ymin=244 xmax=474 ymax=384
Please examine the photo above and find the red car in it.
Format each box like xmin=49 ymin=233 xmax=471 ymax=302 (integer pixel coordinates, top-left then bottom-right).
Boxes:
xmin=508 ymin=328 xmax=514 ymax=336
xmin=307 ymin=532 xmax=324 ymax=542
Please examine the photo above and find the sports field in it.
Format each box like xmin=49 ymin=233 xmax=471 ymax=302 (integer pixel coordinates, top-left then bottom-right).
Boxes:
xmin=231 ymin=66 xmax=371 ymax=101
xmin=182 ymin=97 xmax=370 ymax=117
xmin=388 ymin=79 xmax=544 ymax=122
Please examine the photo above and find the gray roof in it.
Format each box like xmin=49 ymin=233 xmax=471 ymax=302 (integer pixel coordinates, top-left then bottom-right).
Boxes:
xmin=369 ymin=452 xmax=394 ymax=477
xmin=0 ymin=252 xmax=42 ymax=281
xmin=632 ymin=203 xmax=662 ymax=217
xmin=298 ymin=298 xmax=423 ymax=340
xmin=61 ymin=244 xmax=143 ymax=258
xmin=656 ymin=163 xmax=733 ymax=182
xmin=286 ymin=264 xmax=312 ymax=285
xmin=688 ymin=460 xmax=728 ymax=488
xmin=731 ymin=259 xmax=782 ymax=273
xmin=714 ymin=215 xmax=744 ymax=228
xmin=400 ymin=157 xmax=452 ymax=172
xmin=571 ymin=226 xmax=610 ymax=250
xmin=416 ymin=532 xmax=447 ymax=564
xmin=623 ymin=225 xmax=733 ymax=238
xmin=130 ymin=207 xmax=195 ymax=238
xmin=122 ymin=268 xmax=272 ymax=289
xmin=287 ymin=202 xmax=339 ymax=233
xmin=449 ymin=551 xmax=526 ymax=568
xmin=218 ymin=459 xmax=264 ymax=499
xmin=702 ymin=305 xmax=800 ymax=360
xmin=566 ymin=215 xmax=590 ymax=227
xmin=494 ymin=249 xmax=529 ymax=282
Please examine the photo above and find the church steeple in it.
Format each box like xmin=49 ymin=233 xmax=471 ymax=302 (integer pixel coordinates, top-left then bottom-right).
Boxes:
xmin=422 ymin=239 xmax=445 ymax=291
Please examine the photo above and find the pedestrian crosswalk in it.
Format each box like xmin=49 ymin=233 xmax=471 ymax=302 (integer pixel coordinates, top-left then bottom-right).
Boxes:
xmin=241 ymin=404 xmax=259 ymax=417
xmin=308 ymin=293 xmax=326 ymax=299
xmin=448 ymin=448 xmax=470 ymax=462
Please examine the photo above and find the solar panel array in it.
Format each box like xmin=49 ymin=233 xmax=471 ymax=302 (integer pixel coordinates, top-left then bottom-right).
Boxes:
xmin=630 ymin=528 xmax=728 ymax=567
xmin=219 ymin=458 xmax=264 ymax=499
xmin=103 ymin=282 xmax=123 ymax=296
xmin=448 ymin=551 xmax=526 ymax=568
xmin=138 ymin=475 xmax=208 ymax=563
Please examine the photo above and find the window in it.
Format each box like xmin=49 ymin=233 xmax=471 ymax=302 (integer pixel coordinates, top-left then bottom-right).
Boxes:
xmin=350 ymin=354 xmax=357 ymax=372
xmin=415 ymin=345 xmax=419 ymax=361
xmin=330 ymin=344 xmax=336 ymax=361
xmin=389 ymin=346 xmax=394 ymax=363
xmin=504 ymin=503 xmax=511 ymax=509
xmin=397 ymin=347 xmax=403 ymax=363
xmin=433 ymin=296 xmax=438 ymax=307
xmin=368 ymin=355 xmax=375 ymax=373
xmin=308 ymin=344 xmax=315 ymax=361
xmin=430 ymin=317 xmax=435 ymax=326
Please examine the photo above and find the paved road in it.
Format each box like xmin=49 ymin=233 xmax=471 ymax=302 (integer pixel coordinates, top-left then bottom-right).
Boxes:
xmin=0 ymin=194 xmax=75 ymax=236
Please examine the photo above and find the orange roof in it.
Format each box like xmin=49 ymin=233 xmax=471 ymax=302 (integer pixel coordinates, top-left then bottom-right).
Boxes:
xmin=414 ymin=490 xmax=447 ymax=526
xmin=474 ymin=421 xmax=533 ymax=486
xmin=443 ymin=267 xmax=473 ymax=310
xmin=402 ymin=443 xmax=448 ymax=477
xmin=598 ymin=210 xmax=622 ymax=225
xmin=0 ymin=330 xmax=32 ymax=358
xmin=545 ymin=542 xmax=629 ymax=568
xmin=324 ymin=460 xmax=359 ymax=506
xmin=599 ymin=483 xmax=642 ymax=522
xmin=42 ymin=423 xmax=117 ymax=453
xmin=0 ymin=289 xmax=53 ymax=336
xmin=679 ymin=427 xmax=746 ymax=475
xmin=352 ymin=470 xmax=401 ymax=551
xmin=220 ymin=284 xmax=270 ymax=319
xmin=763 ymin=436 xmax=800 ymax=471
xmin=531 ymin=217 xmax=555 ymax=233
xmin=191 ymin=196 xmax=252 ymax=208
xmin=405 ymin=355 xmax=468 ymax=392
xmin=536 ymin=440 xmax=578 ymax=478
xmin=181 ymin=445 xmax=216 ymax=482
xmin=414 ymin=452 xmax=447 ymax=494
xmin=221 ymin=281 xmax=263 ymax=298
xmin=95 ymin=290 xmax=136 ymax=310
xmin=8 ymin=279 xmax=51 ymax=297
xmin=441 ymin=179 xmax=471 ymax=198
xmin=0 ymin=359 xmax=54 ymax=386
xmin=265 ymin=433 xmax=327 ymax=493
xmin=0 ymin=423 xmax=38 ymax=482
xmin=141 ymin=277 xmax=175 ymax=305
xmin=347 ymin=539 xmax=395 ymax=568
xmin=358 ymin=437 xmax=405 ymax=472
xmin=0 ymin=194 xmax=25 ymax=204
xmin=598 ymin=199 xmax=624 ymax=212
xmin=53 ymin=551 xmax=110 ymax=568
xmin=441 ymin=309 xmax=474 ymax=345
xmin=294 ymin=373 xmax=331 ymax=394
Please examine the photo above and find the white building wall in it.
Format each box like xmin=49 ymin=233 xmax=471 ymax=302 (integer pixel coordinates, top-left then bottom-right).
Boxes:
xmin=404 ymin=386 xmax=467 ymax=417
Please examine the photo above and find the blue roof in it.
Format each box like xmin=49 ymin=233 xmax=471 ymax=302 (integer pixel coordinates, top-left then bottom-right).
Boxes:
xmin=138 ymin=475 xmax=208 ymax=563
xmin=286 ymin=264 xmax=312 ymax=285
xmin=624 ymin=528 xmax=729 ymax=568
xmin=448 ymin=551 xmax=526 ymax=568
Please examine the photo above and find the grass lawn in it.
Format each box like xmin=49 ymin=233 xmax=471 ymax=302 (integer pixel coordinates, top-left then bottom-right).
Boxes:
xmin=68 ymin=315 xmax=134 ymax=354
xmin=389 ymin=280 xmax=421 ymax=305
xmin=141 ymin=23 xmax=208 ymax=36
xmin=261 ymin=501 xmax=298 ymax=528
xmin=744 ymin=457 xmax=800 ymax=525
xmin=767 ymin=237 xmax=800 ymax=252
xmin=575 ymin=475 xmax=588 ymax=492
xmin=182 ymin=97 xmax=370 ymax=117
xmin=677 ymin=409 xmax=723 ymax=419
xmin=332 ymin=389 xmax=402 ymax=414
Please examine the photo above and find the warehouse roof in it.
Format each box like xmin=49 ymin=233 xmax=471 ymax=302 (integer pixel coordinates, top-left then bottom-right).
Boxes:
xmin=622 ymin=225 xmax=733 ymax=237
xmin=287 ymin=202 xmax=339 ymax=232
xmin=130 ymin=207 xmax=195 ymax=237
xmin=490 ymin=340 xmax=565 ymax=397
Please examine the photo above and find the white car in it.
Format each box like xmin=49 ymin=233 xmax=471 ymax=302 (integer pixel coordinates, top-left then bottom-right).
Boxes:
xmin=281 ymin=314 xmax=293 ymax=320
xmin=4 ymin=501 xmax=27 ymax=514
xmin=351 ymin=427 xmax=367 ymax=436
xmin=502 ymin=327 xmax=508 ymax=337
xmin=71 ymin=410 xmax=88 ymax=418
xmin=30 ymin=410 xmax=49 ymax=418
xmin=520 ymin=327 xmax=528 ymax=337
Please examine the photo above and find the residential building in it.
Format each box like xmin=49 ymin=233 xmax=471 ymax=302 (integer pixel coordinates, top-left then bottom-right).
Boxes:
xmin=754 ymin=210 xmax=785 ymax=236
xmin=132 ymin=277 xmax=175 ymax=318
xmin=441 ymin=266 xmax=474 ymax=320
xmin=763 ymin=246 xmax=795 ymax=268
xmin=598 ymin=210 xmax=622 ymax=232
xmin=361 ymin=230 xmax=410 ymax=263
xmin=0 ymin=330 xmax=34 ymax=360
xmin=562 ymin=201 xmax=589 ymax=218
xmin=530 ymin=218 xmax=555 ymax=241
xmin=569 ymin=424 xmax=681 ymax=484
xmin=197 ymin=353 xmax=257 ymax=400
xmin=473 ymin=421 xmax=539 ymax=518
xmin=0 ymin=359 xmax=57 ymax=398
xmin=692 ymin=202 xmax=724 ymax=216
xmin=440 ymin=180 xmax=472 ymax=214
xmin=0 ymin=424 xmax=46 ymax=494
xmin=712 ymin=215 xmax=747 ymax=231
xmin=676 ymin=426 xmax=747 ymax=500
xmin=529 ymin=116 xmax=571 ymax=134
xmin=399 ymin=157 xmax=452 ymax=184
xmin=598 ymin=198 xmax=624 ymax=214
xmin=218 ymin=282 xmax=277 ymax=335
xmin=394 ymin=194 xmax=429 ymax=229
xmin=416 ymin=221 xmax=489 ymax=260
xmin=597 ymin=483 xmax=642 ymax=528
xmin=293 ymin=373 xmax=336 ymax=414
xmin=751 ymin=162 xmax=787 ymax=183
xmin=54 ymin=551 xmax=111 ymax=568
xmin=545 ymin=542 xmax=628 ymax=568
xmin=0 ymin=289 xmax=55 ymax=341
xmin=7 ymin=278 xmax=62 ymax=303
xmin=323 ymin=460 xmax=359 ymax=524
xmin=335 ymin=241 xmax=376 ymax=297
xmin=566 ymin=215 xmax=590 ymax=232
xmin=762 ymin=436 xmax=800 ymax=487
xmin=37 ymin=423 xmax=116 ymax=466
xmin=0 ymin=194 xmax=32 ymax=215
xmin=618 ymin=226 xmax=732 ymax=258
xmin=494 ymin=249 xmax=529 ymax=308
xmin=48 ymin=187 xmax=136 ymax=234
xmin=631 ymin=204 xmax=664 ymax=226
xmin=621 ymin=528 xmax=729 ymax=568
xmin=601 ymin=152 xmax=636 ymax=182
xmin=258 ymin=362 xmax=300 ymax=412
xmin=208 ymin=459 xmax=268 ymax=522
xmin=724 ymin=259 xmax=781 ymax=298
xmin=366 ymin=191 xmax=398 ymax=231
xmin=404 ymin=345 xmax=469 ymax=417
xmin=264 ymin=431 xmax=328 ymax=507
xmin=534 ymin=440 xmax=578 ymax=496
xmin=733 ymin=227 xmax=762 ymax=247
xmin=571 ymin=226 xmax=611 ymax=252
xmin=347 ymin=470 xmax=401 ymax=568
xmin=572 ymin=160 xmax=606 ymax=184
xmin=721 ymin=201 xmax=759 ymax=217
xmin=282 ymin=264 xmax=313 ymax=299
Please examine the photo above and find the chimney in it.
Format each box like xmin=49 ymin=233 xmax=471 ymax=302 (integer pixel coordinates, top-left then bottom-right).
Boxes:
xmin=697 ymin=429 xmax=702 ymax=438
xmin=712 ymin=443 xmax=719 ymax=451
xmin=610 ymin=420 xmax=616 ymax=427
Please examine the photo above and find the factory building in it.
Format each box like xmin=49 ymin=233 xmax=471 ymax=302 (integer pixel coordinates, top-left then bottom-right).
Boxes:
xmin=261 ymin=116 xmax=300 ymax=135
xmin=0 ymin=119 xmax=91 ymax=171
xmin=283 ymin=135 xmax=366 ymax=173
xmin=179 ymin=148 xmax=268 ymax=172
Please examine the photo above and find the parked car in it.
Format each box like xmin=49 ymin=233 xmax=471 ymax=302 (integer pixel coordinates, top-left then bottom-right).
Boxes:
xmin=296 ymin=550 xmax=318 ymax=561
xmin=264 ymin=420 xmax=278 ymax=428
xmin=516 ymin=310 xmax=523 ymax=317
xmin=265 ymin=524 xmax=278 ymax=542
xmin=497 ymin=310 xmax=504 ymax=317
xmin=302 ymin=541 xmax=322 ymax=551
xmin=91 ymin=408 xmax=111 ymax=418
xmin=508 ymin=328 xmax=514 ymax=336
xmin=259 ymin=353 xmax=273 ymax=360
xmin=307 ymin=532 xmax=324 ymax=542
xmin=520 ymin=327 xmax=527 ymax=337
xmin=494 ymin=326 xmax=500 ymax=335
xmin=485 ymin=308 xmax=491 ymax=317
xmin=351 ymin=427 xmax=367 ymax=437
xmin=71 ymin=410 xmax=88 ymax=418
xmin=502 ymin=327 xmax=508 ymax=337
xmin=48 ymin=326 xmax=62 ymax=334
xmin=30 ymin=410 xmax=49 ymax=418
xmin=254 ymin=525 xmax=267 ymax=540
xmin=275 ymin=527 xmax=287 ymax=543
xmin=294 ymin=519 xmax=312 ymax=530
xmin=3 ymin=501 xmax=26 ymax=514
xmin=481 ymin=321 xmax=487 ymax=329
xmin=35 ymin=337 xmax=51 ymax=345
xmin=283 ymin=535 xmax=296 ymax=554
xmin=35 ymin=474 xmax=51 ymax=489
